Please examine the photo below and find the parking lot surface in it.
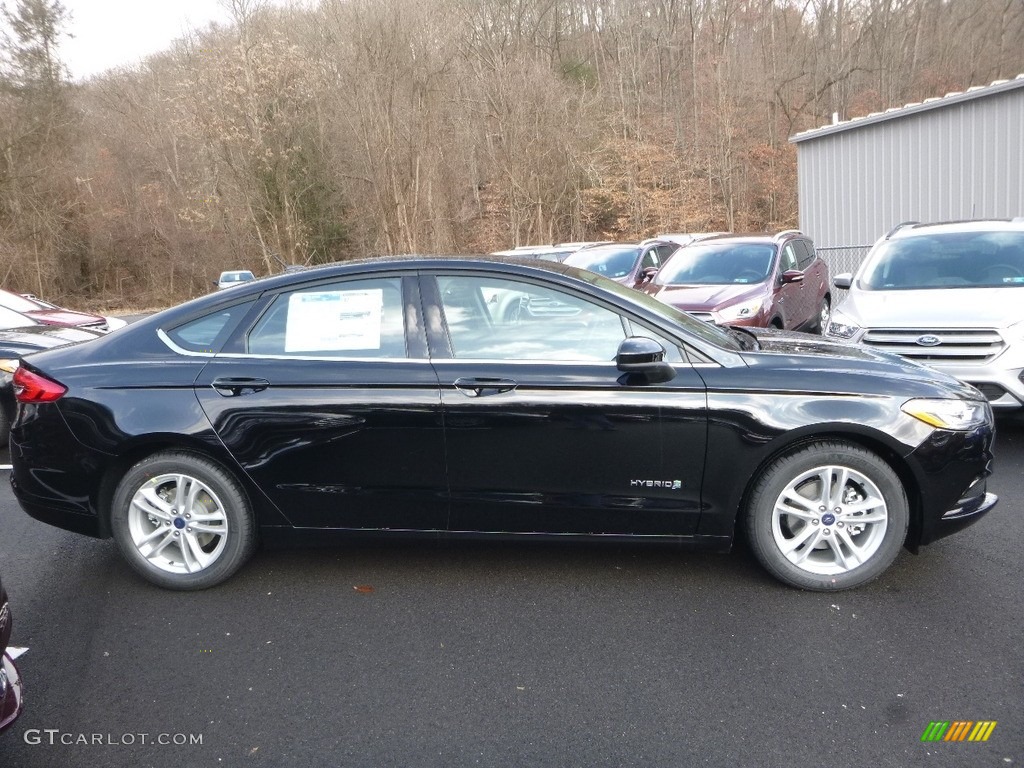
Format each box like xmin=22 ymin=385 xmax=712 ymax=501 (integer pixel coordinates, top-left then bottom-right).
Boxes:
xmin=0 ymin=420 xmax=1022 ymax=767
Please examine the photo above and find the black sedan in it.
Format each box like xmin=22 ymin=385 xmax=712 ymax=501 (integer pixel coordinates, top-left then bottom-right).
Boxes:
xmin=9 ymin=257 xmax=997 ymax=591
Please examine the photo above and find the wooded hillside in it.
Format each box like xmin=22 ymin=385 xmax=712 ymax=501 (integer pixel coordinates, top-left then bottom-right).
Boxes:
xmin=1 ymin=0 xmax=1022 ymax=306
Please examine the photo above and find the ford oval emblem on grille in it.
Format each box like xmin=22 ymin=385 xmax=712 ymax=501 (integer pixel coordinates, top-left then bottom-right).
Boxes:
xmin=916 ymin=335 xmax=942 ymax=347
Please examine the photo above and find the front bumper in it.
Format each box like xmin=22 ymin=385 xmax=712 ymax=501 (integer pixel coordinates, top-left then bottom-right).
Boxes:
xmin=907 ymin=422 xmax=998 ymax=548
xmin=920 ymin=489 xmax=999 ymax=547
xmin=0 ymin=652 xmax=24 ymax=734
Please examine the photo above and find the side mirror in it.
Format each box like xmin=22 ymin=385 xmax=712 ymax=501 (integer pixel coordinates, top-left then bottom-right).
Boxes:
xmin=616 ymin=336 xmax=676 ymax=384
xmin=833 ymin=273 xmax=852 ymax=289
xmin=780 ymin=270 xmax=805 ymax=284
xmin=640 ymin=266 xmax=659 ymax=283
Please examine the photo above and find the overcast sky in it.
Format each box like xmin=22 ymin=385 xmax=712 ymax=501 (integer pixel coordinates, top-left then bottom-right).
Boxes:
xmin=57 ymin=0 xmax=235 ymax=80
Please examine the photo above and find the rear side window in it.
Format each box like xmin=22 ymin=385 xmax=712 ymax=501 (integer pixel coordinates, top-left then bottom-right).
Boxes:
xmin=247 ymin=277 xmax=406 ymax=358
xmin=166 ymin=301 xmax=255 ymax=354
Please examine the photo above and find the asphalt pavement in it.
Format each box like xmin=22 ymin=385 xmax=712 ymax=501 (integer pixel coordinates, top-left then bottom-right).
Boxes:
xmin=0 ymin=421 xmax=1022 ymax=768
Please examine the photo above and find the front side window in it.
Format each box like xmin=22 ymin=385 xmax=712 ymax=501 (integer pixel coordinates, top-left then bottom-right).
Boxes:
xmin=640 ymin=248 xmax=659 ymax=271
xmin=437 ymin=275 xmax=628 ymax=361
xmin=780 ymin=244 xmax=799 ymax=272
xmin=247 ymin=277 xmax=406 ymax=357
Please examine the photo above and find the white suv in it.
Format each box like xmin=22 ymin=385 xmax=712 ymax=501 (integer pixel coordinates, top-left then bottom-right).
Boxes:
xmin=826 ymin=219 xmax=1024 ymax=410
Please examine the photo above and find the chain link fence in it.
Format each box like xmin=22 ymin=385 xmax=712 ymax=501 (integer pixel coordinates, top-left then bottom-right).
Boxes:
xmin=816 ymin=245 xmax=872 ymax=306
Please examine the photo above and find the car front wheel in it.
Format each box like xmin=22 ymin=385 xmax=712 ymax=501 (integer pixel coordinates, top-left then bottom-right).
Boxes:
xmin=745 ymin=441 xmax=909 ymax=590
xmin=816 ymin=297 xmax=831 ymax=334
xmin=110 ymin=451 xmax=257 ymax=590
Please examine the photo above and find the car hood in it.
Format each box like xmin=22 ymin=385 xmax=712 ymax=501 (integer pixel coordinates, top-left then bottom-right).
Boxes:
xmin=643 ymin=282 xmax=762 ymax=310
xmin=738 ymin=327 xmax=982 ymax=400
xmin=838 ymin=286 xmax=1024 ymax=328
xmin=0 ymin=325 xmax=105 ymax=356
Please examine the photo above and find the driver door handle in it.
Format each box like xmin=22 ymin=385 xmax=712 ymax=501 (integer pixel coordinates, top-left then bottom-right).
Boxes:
xmin=453 ymin=377 xmax=518 ymax=398
xmin=211 ymin=377 xmax=270 ymax=397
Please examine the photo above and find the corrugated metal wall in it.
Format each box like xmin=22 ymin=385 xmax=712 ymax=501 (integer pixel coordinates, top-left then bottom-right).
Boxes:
xmin=793 ymin=83 xmax=1024 ymax=250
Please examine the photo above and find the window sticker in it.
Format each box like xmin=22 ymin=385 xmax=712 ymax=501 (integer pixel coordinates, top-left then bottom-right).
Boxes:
xmin=285 ymin=289 xmax=383 ymax=352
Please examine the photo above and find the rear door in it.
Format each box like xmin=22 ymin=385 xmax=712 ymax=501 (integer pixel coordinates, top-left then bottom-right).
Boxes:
xmin=193 ymin=273 xmax=448 ymax=531
xmin=424 ymin=270 xmax=708 ymax=537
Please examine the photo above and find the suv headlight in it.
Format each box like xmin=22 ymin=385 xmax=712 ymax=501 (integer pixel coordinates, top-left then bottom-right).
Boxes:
xmin=716 ymin=298 xmax=763 ymax=323
xmin=901 ymin=398 xmax=989 ymax=430
xmin=826 ymin=318 xmax=861 ymax=340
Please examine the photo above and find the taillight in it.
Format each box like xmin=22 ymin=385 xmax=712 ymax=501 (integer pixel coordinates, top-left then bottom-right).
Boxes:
xmin=13 ymin=367 xmax=67 ymax=403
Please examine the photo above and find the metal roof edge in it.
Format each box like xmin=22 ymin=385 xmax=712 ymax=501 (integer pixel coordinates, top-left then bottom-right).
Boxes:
xmin=789 ymin=74 xmax=1024 ymax=144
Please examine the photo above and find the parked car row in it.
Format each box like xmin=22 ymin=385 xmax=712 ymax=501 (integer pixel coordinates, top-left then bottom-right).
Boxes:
xmin=497 ymin=230 xmax=833 ymax=335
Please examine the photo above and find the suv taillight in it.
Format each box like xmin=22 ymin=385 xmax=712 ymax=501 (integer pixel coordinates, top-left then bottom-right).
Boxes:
xmin=13 ymin=367 xmax=67 ymax=403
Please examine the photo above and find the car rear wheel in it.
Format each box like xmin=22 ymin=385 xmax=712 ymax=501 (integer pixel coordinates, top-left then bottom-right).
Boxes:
xmin=745 ymin=441 xmax=908 ymax=590
xmin=111 ymin=451 xmax=257 ymax=590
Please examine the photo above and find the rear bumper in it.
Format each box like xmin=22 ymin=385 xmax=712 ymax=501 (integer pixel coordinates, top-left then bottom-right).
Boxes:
xmin=0 ymin=652 xmax=24 ymax=734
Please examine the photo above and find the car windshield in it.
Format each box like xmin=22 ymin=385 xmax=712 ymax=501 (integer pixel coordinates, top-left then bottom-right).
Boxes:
xmin=858 ymin=231 xmax=1024 ymax=290
xmin=221 ymin=271 xmax=254 ymax=283
xmin=563 ymin=246 xmax=641 ymax=278
xmin=655 ymin=244 xmax=775 ymax=285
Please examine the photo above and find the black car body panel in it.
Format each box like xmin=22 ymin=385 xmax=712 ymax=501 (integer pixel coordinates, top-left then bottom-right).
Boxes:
xmin=9 ymin=257 xmax=997 ymax=589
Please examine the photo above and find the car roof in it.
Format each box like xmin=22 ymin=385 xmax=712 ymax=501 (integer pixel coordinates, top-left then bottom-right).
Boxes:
xmin=888 ymin=219 xmax=1024 ymax=239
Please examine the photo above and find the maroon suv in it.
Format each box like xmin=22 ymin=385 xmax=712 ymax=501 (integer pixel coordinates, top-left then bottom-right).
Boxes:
xmin=641 ymin=231 xmax=831 ymax=333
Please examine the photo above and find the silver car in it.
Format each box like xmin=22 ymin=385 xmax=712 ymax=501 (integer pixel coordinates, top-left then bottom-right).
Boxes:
xmin=826 ymin=219 xmax=1024 ymax=410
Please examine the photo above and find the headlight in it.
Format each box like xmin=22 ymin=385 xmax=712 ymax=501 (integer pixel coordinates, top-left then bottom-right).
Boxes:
xmin=901 ymin=398 xmax=989 ymax=430
xmin=716 ymin=298 xmax=763 ymax=323
xmin=826 ymin=318 xmax=861 ymax=339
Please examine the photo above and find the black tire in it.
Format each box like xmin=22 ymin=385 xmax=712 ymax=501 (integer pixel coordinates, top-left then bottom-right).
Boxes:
xmin=110 ymin=451 xmax=257 ymax=590
xmin=815 ymin=296 xmax=832 ymax=334
xmin=745 ymin=441 xmax=909 ymax=591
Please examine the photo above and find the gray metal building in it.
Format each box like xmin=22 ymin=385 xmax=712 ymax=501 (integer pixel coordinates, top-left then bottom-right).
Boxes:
xmin=790 ymin=74 xmax=1024 ymax=275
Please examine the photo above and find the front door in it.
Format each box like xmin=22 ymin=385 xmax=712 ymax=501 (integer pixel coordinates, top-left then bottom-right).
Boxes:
xmin=425 ymin=272 xmax=708 ymax=537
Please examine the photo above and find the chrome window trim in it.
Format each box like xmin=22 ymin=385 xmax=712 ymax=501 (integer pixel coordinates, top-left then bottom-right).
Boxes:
xmin=159 ymin=329 xmax=428 ymax=363
xmin=157 ymin=329 xmax=214 ymax=358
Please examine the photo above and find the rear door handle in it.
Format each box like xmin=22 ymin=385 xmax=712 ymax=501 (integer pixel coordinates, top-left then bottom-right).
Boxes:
xmin=453 ymin=377 xmax=517 ymax=397
xmin=211 ymin=377 xmax=270 ymax=397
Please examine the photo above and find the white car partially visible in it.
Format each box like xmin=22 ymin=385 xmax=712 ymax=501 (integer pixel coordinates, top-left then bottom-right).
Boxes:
xmin=827 ymin=219 xmax=1024 ymax=410
xmin=216 ymin=270 xmax=256 ymax=290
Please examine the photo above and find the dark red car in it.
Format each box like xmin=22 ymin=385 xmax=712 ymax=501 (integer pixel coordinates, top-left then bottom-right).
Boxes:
xmin=0 ymin=289 xmax=124 ymax=332
xmin=0 ymin=570 xmax=24 ymax=735
xmin=641 ymin=231 xmax=831 ymax=333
